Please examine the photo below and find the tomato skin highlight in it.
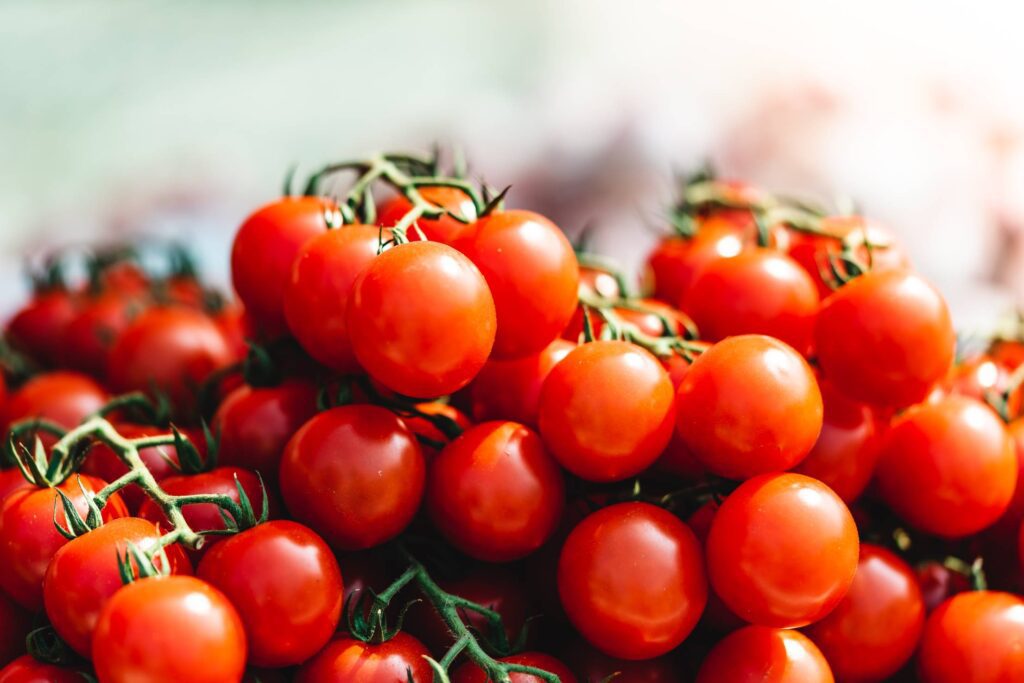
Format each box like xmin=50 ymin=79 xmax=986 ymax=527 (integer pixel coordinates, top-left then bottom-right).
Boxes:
xmin=346 ymin=240 xmax=497 ymax=398
xmin=875 ymin=395 xmax=1016 ymax=538
xmin=197 ymin=520 xmax=343 ymax=667
xmin=427 ymin=421 xmax=565 ymax=562
xmin=706 ymin=472 xmax=859 ymax=628
xmin=451 ymin=652 xmax=578 ymax=683
xmin=558 ymin=502 xmax=707 ymax=660
xmin=92 ymin=575 xmax=247 ymax=683
xmin=696 ymin=626 xmax=834 ymax=683
xmin=295 ymin=632 xmax=433 ymax=683
xmin=674 ymin=334 xmax=822 ymax=480
xmin=538 ymin=340 xmax=676 ymax=482
xmin=279 ymin=405 xmax=425 ymax=550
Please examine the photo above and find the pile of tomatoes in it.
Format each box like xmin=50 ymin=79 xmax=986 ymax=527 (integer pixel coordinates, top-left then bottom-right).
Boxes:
xmin=1 ymin=153 xmax=1023 ymax=683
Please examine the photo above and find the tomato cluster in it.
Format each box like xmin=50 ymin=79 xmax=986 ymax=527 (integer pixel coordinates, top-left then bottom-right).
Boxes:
xmin=1 ymin=154 xmax=1022 ymax=683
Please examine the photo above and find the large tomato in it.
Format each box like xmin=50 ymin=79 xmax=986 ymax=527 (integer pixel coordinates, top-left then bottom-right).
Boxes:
xmin=538 ymin=341 xmax=675 ymax=482
xmin=295 ymin=633 xmax=433 ymax=682
xmin=706 ymin=473 xmax=858 ymax=628
xmin=377 ymin=185 xmax=477 ymax=244
xmin=696 ymin=626 xmax=834 ymax=683
xmin=92 ymin=575 xmax=247 ymax=683
xmin=558 ymin=502 xmax=707 ymax=660
xmin=918 ymin=591 xmax=1024 ymax=682
xmin=346 ymin=241 xmax=496 ymax=398
xmin=279 ymin=405 xmax=425 ymax=550
xmin=451 ymin=652 xmax=578 ymax=683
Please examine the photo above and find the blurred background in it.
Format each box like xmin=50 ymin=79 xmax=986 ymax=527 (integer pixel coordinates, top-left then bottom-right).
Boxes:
xmin=3 ymin=0 xmax=1023 ymax=328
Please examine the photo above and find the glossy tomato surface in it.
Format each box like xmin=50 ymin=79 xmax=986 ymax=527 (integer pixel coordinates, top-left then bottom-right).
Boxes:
xmin=295 ymin=633 xmax=433 ymax=683
xmin=469 ymin=339 xmax=574 ymax=428
xmin=696 ymin=626 xmax=834 ymax=683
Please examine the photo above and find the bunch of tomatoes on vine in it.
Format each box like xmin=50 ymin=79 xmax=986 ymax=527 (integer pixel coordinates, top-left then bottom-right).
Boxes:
xmin=0 ymin=149 xmax=1023 ymax=682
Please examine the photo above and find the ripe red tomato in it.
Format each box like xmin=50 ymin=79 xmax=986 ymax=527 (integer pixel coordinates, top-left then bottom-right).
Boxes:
xmin=674 ymin=335 xmax=822 ymax=480
xmin=814 ymin=269 xmax=954 ymax=408
xmin=0 ymin=655 xmax=84 ymax=683
xmin=644 ymin=225 xmax=745 ymax=305
xmin=43 ymin=517 xmax=192 ymax=657
xmin=3 ymin=371 xmax=108 ymax=433
xmin=346 ymin=241 xmax=496 ymax=398
xmin=284 ymin=225 xmax=385 ymax=372
xmin=918 ymin=591 xmax=1024 ymax=682
xmin=0 ymin=476 xmax=128 ymax=610
xmin=214 ymin=380 xmax=319 ymax=478
xmin=706 ymin=473 xmax=858 ymax=628
xmin=681 ymin=249 xmax=819 ymax=354
xmin=377 ymin=185 xmax=477 ymax=244
xmin=6 ymin=289 xmax=78 ymax=367
xmin=451 ymin=652 xmax=578 ymax=683
xmin=0 ymin=592 xmax=29 ymax=668
xmin=108 ymin=306 xmax=233 ymax=416
xmin=696 ymin=626 xmax=834 ymax=683
xmin=296 ymin=633 xmax=433 ymax=682
xmin=231 ymin=197 xmax=330 ymax=336
xmin=469 ymin=339 xmax=574 ymax=427
xmin=875 ymin=396 xmax=1016 ymax=538
xmin=62 ymin=292 xmax=142 ymax=379
xmin=454 ymin=210 xmax=579 ymax=359
xmin=794 ymin=378 xmax=882 ymax=503
xmin=558 ymin=502 xmax=707 ymax=660
xmin=92 ymin=575 xmax=247 ymax=683
xmin=400 ymin=401 xmax=473 ymax=459
xmin=804 ymin=544 xmax=924 ymax=683
xmin=916 ymin=561 xmax=970 ymax=614
xmin=538 ymin=341 xmax=675 ymax=482
xmin=0 ymin=470 xmax=31 ymax=507
xmin=198 ymin=520 xmax=342 ymax=667
xmin=427 ymin=421 xmax=564 ymax=561
xmin=279 ymin=405 xmax=425 ymax=549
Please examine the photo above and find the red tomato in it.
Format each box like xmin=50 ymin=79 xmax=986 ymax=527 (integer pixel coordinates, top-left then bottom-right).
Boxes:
xmin=92 ymin=575 xmax=247 ymax=683
xmin=451 ymin=652 xmax=578 ymax=683
xmin=558 ymin=502 xmax=707 ymax=660
xmin=43 ymin=517 xmax=192 ymax=657
xmin=6 ymin=289 xmax=78 ymax=367
xmin=578 ymin=265 xmax=623 ymax=299
xmin=198 ymin=520 xmax=343 ymax=667
xmin=643 ymin=225 xmax=745 ymax=305
xmin=0 ymin=655 xmax=84 ymax=683
xmin=279 ymin=406 xmax=425 ymax=550
xmin=0 ymin=592 xmax=29 ymax=668
xmin=284 ymin=225 xmax=385 ymax=372
xmin=794 ymin=378 xmax=882 ymax=503
xmin=561 ymin=639 xmax=681 ymax=683
xmin=945 ymin=354 xmax=1016 ymax=407
xmin=674 ymin=335 xmax=822 ymax=480
xmin=469 ymin=339 xmax=574 ymax=427
xmin=296 ymin=633 xmax=433 ymax=682
xmin=538 ymin=341 xmax=675 ymax=482
xmin=377 ymin=186 xmax=477 ymax=244
xmin=231 ymin=197 xmax=330 ymax=336
xmin=0 ymin=470 xmax=31 ymax=507
xmin=916 ymin=561 xmax=970 ymax=614
xmin=875 ymin=396 xmax=1016 ymax=538
xmin=346 ymin=241 xmax=496 ymax=398
xmin=213 ymin=380 xmax=319 ymax=479
xmin=681 ymin=249 xmax=819 ymax=354
xmin=62 ymin=292 xmax=142 ymax=380
xmin=213 ymin=303 xmax=252 ymax=362
xmin=427 ymin=421 xmax=564 ymax=561
xmin=805 ymin=544 xmax=924 ymax=683
xmin=814 ymin=269 xmax=954 ymax=408
xmin=454 ymin=210 xmax=579 ymax=358
xmin=918 ymin=591 xmax=1024 ymax=683
xmin=4 ymin=371 xmax=108 ymax=433
xmin=990 ymin=418 xmax=1024 ymax=540
xmin=400 ymin=401 xmax=473 ymax=458
xmin=696 ymin=626 xmax=834 ymax=683
xmin=706 ymin=473 xmax=858 ymax=628
xmin=0 ymin=477 xmax=127 ymax=610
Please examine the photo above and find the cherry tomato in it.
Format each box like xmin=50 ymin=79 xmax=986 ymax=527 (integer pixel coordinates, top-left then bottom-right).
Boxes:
xmin=284 ymin=225 xmax=385 ymax=372
xmin=561 ymin=639 xmax=681 ymax=683
xmin=43 ymin=517 xmax=192 ymax=657
xmin=213 ymin=302 xmax=252 ymax=362
xmin=0 ymin=655 xmax=85 ymax=683
xmin=427 ymin=421 xmax=564 ymax=561
xmin=0 ymin=470 xmax=31 ymax=507
xmin=794 ymin=378 xmax=882 ymax=503
xmin=805 ymin=544 xmax=924 ymax=683
xmin=814 ymin=269 xmax=954 ymax=408
xmin=454 ymin=210 xmax=579 ymax=358
xmin=377 ymin=185 xmax=477 ymax=244
xmin=279 ymin=405 xmax=425 ymax=550
xmin=231 ymin=196 xmax=331 ymax=336
xmin=400 ymin=401 xmax=473 ymax=458
xmin=92 ymin=575 xmax=247 ymax=683
xmin=653 ymin=345 xmax=709 ymax=480
xmin=346 ymin=241 xmax=496 ymax=398
xmin=0 ymin=592 xmax=29 ymax=668
xmin=674 ymin=335 xmax=822 ymax=480
xmin=4 ymin=371 xmax=108 ymax=433
xmin=213 ymin=380 xmax=319 ymax=479
xmin=296 ymin=633 xmax=433 ymax=683
xmin=579 ymin=265 xmax=623 ymax=299
xmin=470 ymin=340 xmax=574 ymax=428
xmin=198 ymin=520 xmax=343 ymax=667
xmin=990 ymin=418 xmax=1024 ymax=541
xmin=706 ymin=473 xmax=858 ymax=628
xmin=0 ymin=476 xmax=128 ymax=610
xmin=946 ymin=354 xmax=1017 ymax=408
xmin=62 ymin=292 xmax=142 ymax=380
xmin=696 ymin=626 xmax=834 ymax=683
xmin=558 ymin=502 xmax=707 ymax=660
xmin=916 ymin=561 xmax=970 ymax=614
xmin=681 ymin=249 xmax=818 ymax=354
xmin=451 ymin=652 xmax=578 ymax=683
xmin=875 ymin=396 xmax=1015 ymax=538
xmin=918 ymin=591 xmax=1024 ymax=683
xmin=644 ymin=225 xmax=745 ymax=305
xmin=108 ymin=306 xmax=233 ymax=417
xmin=6 ymin=289 xmax=78 ymax=367
xmin=538 ymin=341 xmax=675 ymax=482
